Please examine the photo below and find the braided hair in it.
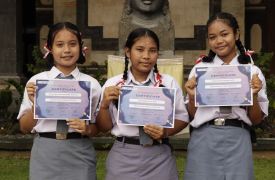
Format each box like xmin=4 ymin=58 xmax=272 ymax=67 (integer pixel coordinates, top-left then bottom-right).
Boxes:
xmin=45 ymin=22 xmax=86 ymax=66
xmin=202 ymin=12 xmax=250 ymax=64
xmin=114 ymin=28 xmax=164 ymax=108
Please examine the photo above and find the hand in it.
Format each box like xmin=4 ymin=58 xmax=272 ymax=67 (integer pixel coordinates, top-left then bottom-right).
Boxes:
xmin=101 ymin=86 xmax=122 ymax=108
xmin=143 ymin=124 xmax=166 ymax=140
xmin=185 ymin=75 xmax=197 ymax=100
xmin=250 ymin=73 xmax=262 ymax=95
xmin=26 ymin=82 xmax=36 ymax=103
xmin=66 ymin=119 xmax=87 ymax=135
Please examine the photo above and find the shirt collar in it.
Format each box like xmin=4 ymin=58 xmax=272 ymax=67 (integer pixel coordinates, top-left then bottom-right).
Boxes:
xmin=50 ymin=66 xmax=80 ymax=79
xmin=126 ymin=66 xmax=155 ymax=85
xmin=213 ymin=53 xmax=239 ymax=65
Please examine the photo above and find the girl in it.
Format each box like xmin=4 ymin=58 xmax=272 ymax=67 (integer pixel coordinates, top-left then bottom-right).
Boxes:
xmin=96 ymin=28 xmax=189 ymax=180
xmin=18 ymin=22 xmax=101 ymax=180
xmin=184 ymin=12 xmax=269 ymax=180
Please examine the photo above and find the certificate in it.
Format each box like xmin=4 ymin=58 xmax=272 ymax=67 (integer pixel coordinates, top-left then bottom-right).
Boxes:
xmin=195 ymin=64 xmax=252 ymax=107
xmin=117 ymin=85 xmax=176 ymax=128
xmin=34 ymin=79 xmax=92 ymax=120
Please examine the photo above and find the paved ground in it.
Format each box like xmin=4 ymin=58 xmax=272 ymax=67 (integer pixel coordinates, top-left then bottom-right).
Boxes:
xmin=1 ymin=150 xmax=274 ymax=159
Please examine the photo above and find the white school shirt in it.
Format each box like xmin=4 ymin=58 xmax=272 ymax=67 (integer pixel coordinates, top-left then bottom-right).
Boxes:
xmin=186 ymin=54 xmax=269 ymax=128
xmin=17 ymin=66 xmax=101 ymax=133
xmin=96 ymin=67 xmax=189 ymax=137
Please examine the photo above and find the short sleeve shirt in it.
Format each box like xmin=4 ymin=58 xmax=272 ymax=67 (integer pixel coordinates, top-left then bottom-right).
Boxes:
xmin=186 ymin=54 xmax=269 ymax=128
xmin=96 ymin=68 xmax=189 ymax=137
xmin=17 ymin=66 xmax=102 ymax=133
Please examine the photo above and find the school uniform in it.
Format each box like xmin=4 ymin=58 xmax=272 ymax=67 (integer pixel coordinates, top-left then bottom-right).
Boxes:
xmin=17 ymin=66 xmax=101 ymax=180
xmin=183 ymin=54 xmax=269 ymax=180
xmin=97 ymin=67 xmax=189 ymax=180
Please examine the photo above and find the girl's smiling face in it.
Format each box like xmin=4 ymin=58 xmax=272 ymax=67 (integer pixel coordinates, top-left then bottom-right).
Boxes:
xmin=51 ymin=29 xmax=80 ymax=71
xmin=125 ymin=36 xmax=158 ymax=76
xmin=208 ymin=20 xmax=239 ymax=62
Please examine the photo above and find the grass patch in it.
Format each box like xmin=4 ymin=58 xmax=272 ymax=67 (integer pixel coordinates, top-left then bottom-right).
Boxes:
xmin=0 ymin=154 xmax=274 ymax=180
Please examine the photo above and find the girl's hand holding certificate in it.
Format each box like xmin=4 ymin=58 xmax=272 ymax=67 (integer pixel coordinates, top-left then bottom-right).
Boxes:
xmin=185 ymin=75 xmax=197 ymax=101
xmin=250 ymin=73 xmax=262 ymax=95
xmin=66 ymin=119 xmax=88 ymax=135
xmin=144 ymin=124 xmax=167 ymax=140
xmin=101 ymin=86 xmax=122 ymax=108
xmin=26 ymin=82 xmax=36 ymax=103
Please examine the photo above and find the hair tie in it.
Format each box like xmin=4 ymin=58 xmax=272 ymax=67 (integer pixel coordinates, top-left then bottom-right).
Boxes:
xmin=43 ymin=44 xmax=52 ymax=59
xmin=195 ymin=55 xmax=207 ymax=65
xmin=82 ymin=46 xmax=89 ymax=56
xmin=116 ymin=78 xmax=127 ymax=86
xmin=154 ymin=72 xmax=162 ymax=87
xmin=244 ymin=48 xmax=254 ymax=65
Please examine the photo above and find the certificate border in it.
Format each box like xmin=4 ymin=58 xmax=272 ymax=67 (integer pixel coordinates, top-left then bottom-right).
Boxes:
xmin=194 ymin=64 xmax=253 ymax=107
xmin=117 ymin=85 xmax=176 ymax=128
xmin=34 ymin=79 xmax=92 ymax=120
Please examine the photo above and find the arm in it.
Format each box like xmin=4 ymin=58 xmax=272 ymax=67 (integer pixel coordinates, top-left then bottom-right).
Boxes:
xmin=96 ymin=86 xmax=122 ymax=133
xmin=248 ymin=73 xmax=264 ymax=125
xmin=66 ymin=119 xmax=100 ymax=137
xmin=19 ymin=82 xmax=38 ymax=134
xmin=144 ymin=120 xmax=188 ymax=140
xmin=185 ymin=75 xmax=198 ymax=119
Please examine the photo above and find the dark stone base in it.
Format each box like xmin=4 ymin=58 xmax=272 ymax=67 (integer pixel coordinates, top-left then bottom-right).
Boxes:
xmin=0 ymin=76 xmax=28 ymax=85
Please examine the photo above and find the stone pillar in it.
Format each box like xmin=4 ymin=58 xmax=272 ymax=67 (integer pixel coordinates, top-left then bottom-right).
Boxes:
xmin=0 ymin=0 xmax=26 ymax=84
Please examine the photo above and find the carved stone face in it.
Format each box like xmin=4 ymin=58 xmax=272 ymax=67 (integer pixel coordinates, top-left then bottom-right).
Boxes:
xmin=131 ymin=0 xmax=164 ymax=13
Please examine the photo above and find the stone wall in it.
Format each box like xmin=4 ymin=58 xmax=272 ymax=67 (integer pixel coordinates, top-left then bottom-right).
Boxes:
xmin=51 ymin=0 xmax=245 ymax=65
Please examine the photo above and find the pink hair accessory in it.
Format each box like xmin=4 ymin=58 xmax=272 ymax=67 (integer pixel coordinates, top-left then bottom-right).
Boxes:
xmin=245 ymin=49 xmax=254 ymax=65
xmin=195 ymin=55 xmax=207 ymax=65
xmin=43 ymin=44 xmax=52 ymax=59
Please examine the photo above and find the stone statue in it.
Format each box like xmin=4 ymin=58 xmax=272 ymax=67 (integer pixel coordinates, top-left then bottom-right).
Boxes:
xmin=119 ymin=0 xmax=175 ymax=56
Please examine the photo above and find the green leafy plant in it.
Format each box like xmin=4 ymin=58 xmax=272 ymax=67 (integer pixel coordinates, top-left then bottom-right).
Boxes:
xmin=101 ymin=143 xmax=110 ymax=149
xmin=254 ymin=50 xmax=275 ymax=124
xmin=0 ymin=79 xmax=24 ymax=119
xmin=79 ymin=60 xmax=108 ymax=86
xmin=26 ymin=46 xmax=47 ymax=74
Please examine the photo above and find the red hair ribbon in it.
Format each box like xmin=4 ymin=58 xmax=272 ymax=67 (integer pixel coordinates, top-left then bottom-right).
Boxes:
xmin=43 ymin=44 xmax=52 ymax=59
xmin=154 ymin=72 xmax=162 ymax=87
xmin=82 ymin=47 xmax=89 ymax=56
xmin=245 ymin=49 xmax=254 ymax=65
xmin=245 ymin=49 xmax=254 ymax=56
xmin=195 ymin=55 xmax=207 ymax=65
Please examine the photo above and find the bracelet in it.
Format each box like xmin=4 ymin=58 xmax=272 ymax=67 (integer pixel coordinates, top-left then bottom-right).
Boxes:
xmin=188 ymin=99 xmax=194 ymax=103
xmin=253 ymin=94 xmax=258 ymax=100
xmin=100 ymin=104 xmax=109 ymax=109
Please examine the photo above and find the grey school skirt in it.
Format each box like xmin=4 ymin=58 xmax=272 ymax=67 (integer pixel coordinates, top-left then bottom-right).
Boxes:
xmin=30 ymin=135 xmax=97 ymax=180
xmin=105 ymin=139 xmax=179 ymax=180
xmin=183 ymin=122 xmax=254 ymax=180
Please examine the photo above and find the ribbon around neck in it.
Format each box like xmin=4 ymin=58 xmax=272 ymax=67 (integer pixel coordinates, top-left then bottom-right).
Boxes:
xmin=115 ymin=71 xmax=162 ymax=87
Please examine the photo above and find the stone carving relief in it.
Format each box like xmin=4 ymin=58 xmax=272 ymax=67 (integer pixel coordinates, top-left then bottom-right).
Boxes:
xmin=119 ymin=0 xmax=175 ymax=55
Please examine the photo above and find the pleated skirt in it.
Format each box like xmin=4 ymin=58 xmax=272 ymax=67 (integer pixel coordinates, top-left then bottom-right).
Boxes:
xmin=105 ymin=139 xmax=179 ymax=180
xmin=183 ymin=122 xmax=254 ymax=180
xmin=30 ymin=135 xmax=97 ymax=180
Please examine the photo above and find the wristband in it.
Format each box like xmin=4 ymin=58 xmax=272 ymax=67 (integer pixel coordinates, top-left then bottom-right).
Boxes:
xmin=101 ymin=104 xmax=109 ymax=109
xmin=253 ymin=94 xmax=258 ymax=100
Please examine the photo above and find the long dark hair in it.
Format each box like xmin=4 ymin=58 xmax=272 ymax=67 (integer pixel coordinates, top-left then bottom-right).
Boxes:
xmin=202 ymin=12 xmax=250 ymax=64
xmin=45 ymin=22 xmax=86 ymax=66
